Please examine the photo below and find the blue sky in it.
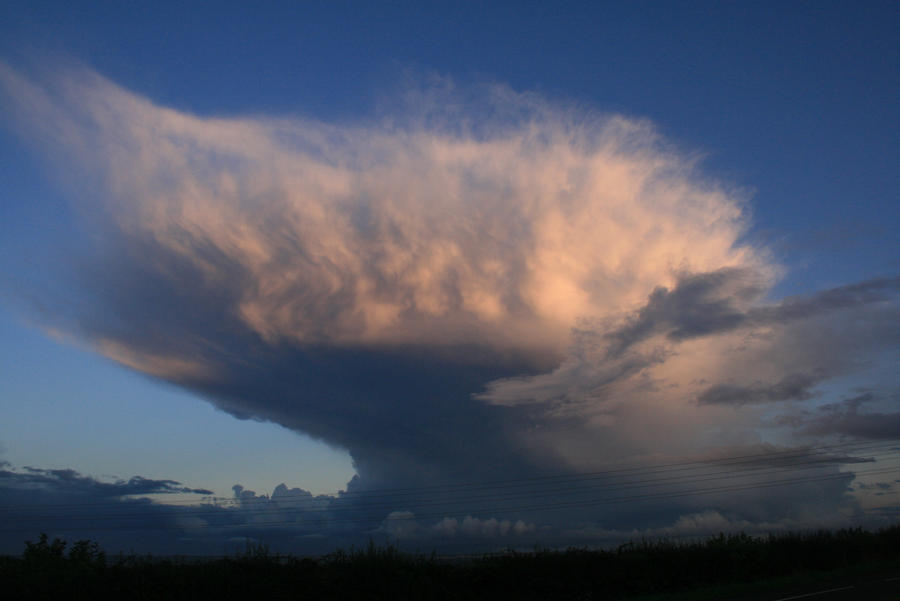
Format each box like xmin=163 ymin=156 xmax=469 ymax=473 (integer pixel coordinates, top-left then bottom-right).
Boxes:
xmin=0 ymin=1 xmax=898 ymax=554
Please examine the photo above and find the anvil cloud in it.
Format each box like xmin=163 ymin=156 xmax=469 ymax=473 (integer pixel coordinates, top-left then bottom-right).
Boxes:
xmin=2 ymin=61 xmax=898 ymax=550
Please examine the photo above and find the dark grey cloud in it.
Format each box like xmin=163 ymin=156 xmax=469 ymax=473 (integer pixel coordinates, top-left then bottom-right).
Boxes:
xmin=703 ymin=444 xmax=876 ymax=469
xmin=605 ymin=268 xmax=765 ymax=355
xmin=3 ymin=466 xmax=213 ymax=497
xmin=605 ymin=270 xmax=900 ymax=359
xmin=856 ymin=482 xmax=893 ymax=491
xmin=752 ymin=276 xmax=900 ymax=324
xmin=800 ymin=395 xmax=900 ymax=440
xmin=0 ymin=465 xmax=221 ymax=554
xmin=697 ymin=373 xmax=821 ymax=406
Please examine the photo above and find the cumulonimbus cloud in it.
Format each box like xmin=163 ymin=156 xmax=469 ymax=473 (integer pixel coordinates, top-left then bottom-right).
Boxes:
xmin=0 ymin=60 xmax=765 ymax=364
xmin=2 ymin=59 xmax=898 ymax=548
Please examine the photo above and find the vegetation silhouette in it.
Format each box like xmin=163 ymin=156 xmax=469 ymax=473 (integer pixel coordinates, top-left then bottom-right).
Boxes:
xmin=2 ymin=526 xmax=899 ymax=600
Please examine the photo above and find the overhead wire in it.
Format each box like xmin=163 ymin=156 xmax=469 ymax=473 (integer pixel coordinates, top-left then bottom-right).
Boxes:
xmin=9 ymin=444 xmax=899 ymax=521
xmin=3 ymin=437 xmax=896 ymax=513
xmin=3 ymin=440 xmax=898 ymax=532
xmin=2 ymin=463 xmax=897 ymax=533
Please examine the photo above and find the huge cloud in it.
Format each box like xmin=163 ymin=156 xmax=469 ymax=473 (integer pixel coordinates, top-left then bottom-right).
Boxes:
xmin=1 ymin=60 xmax=898 ymax=548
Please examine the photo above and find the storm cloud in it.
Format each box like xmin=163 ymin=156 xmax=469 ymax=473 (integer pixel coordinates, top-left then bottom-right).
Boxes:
xmin=790 ymin=393 xmax=900 ymax=440
xmin=698 ymin=373 xmax=820 ymax=406
xmin=0 ymin=466 xmax=212 ymax=497
xmin=1 ymin=60 xmax=899 ymax=551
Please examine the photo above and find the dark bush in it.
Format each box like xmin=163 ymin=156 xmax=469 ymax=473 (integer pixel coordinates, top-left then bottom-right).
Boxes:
xmin=2 ymin=525 xmax=899 ymax=600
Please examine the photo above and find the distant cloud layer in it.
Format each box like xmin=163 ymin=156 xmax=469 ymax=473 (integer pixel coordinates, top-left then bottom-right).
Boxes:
xmin=1 ymin=60 xmax=898 ymax=552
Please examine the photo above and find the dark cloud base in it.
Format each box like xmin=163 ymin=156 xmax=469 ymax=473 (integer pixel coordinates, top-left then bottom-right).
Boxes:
xmin=2 ymin=437 xmax=897 ymax=555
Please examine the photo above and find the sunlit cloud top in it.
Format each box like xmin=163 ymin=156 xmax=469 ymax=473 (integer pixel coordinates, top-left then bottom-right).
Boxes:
xmin=0 ymin=61 xmax=767 ymax=376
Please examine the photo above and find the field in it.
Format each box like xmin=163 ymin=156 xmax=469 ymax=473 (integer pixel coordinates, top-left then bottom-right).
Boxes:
xmin=3 ymin=525 xmax=899 ymax=600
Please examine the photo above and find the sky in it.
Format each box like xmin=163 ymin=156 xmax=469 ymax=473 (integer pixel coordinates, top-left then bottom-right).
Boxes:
xmin=0 ymin=1 xmax=898 ymax=555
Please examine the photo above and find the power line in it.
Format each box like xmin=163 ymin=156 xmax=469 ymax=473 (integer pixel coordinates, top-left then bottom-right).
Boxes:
xmin=4 ymin=437 xmax=895 ymax=513
xmin=2 ymin=464 xmax=896 ymax=533
xmin=4 ymin=443 xmax=898 ymax=530
xmin=11 ymin=446 xmax=898 ymax=521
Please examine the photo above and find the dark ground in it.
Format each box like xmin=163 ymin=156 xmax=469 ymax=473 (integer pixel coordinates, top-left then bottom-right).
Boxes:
xmin=2 ymin=526 xmax=899 ymax=600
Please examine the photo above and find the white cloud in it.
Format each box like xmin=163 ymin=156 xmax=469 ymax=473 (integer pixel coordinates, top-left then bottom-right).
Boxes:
xmin=379 ymin=512 xmax=535 ymax=540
